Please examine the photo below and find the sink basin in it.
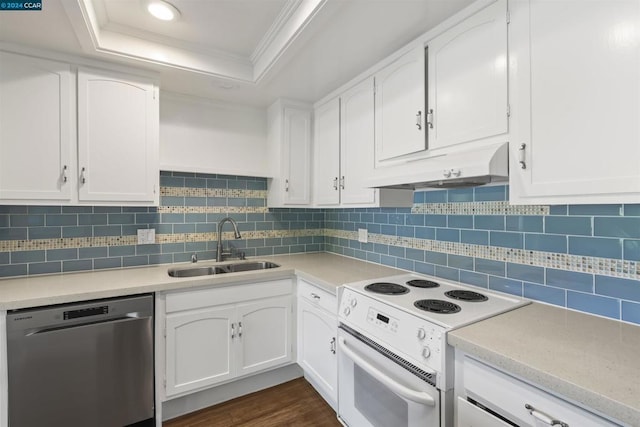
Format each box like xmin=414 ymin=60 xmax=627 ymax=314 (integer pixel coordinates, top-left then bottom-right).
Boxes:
xmin=168 ymin=261 xmax=280 ymax=277
xmin=223 ymin=261 xmax=280 ymax=272
xmin=167 ymin=266 xmax=227 ymax=278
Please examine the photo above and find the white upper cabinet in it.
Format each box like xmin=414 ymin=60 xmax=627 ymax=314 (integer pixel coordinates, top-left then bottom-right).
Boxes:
xmin=340 ymin=77 xmax=379 ymax=206
xmin=77 ymin=68 xmax=159 ymax=204
xmin=267 ymin=99 xmax=312 ymax=207
xmin=426 ymin=0 xmax=508 ymax=151
xmin=0 ymin=52 xmax=74 ymax=202
xmin=374 ymin=46 xmax=426 ymax=164
xmin=0 ymin=51 xmax=159 ymax=206
xmin=509 ymin=0 xmax=640 ymax=204
xmin=313 ymin=78 xmax=413 ymax=208
xmin=313 ymin=97 xmax=341 ymax=206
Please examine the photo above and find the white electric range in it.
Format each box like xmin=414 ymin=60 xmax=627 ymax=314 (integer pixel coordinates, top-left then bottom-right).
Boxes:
xmin=336 ymin=273 xmax=530 ymax=427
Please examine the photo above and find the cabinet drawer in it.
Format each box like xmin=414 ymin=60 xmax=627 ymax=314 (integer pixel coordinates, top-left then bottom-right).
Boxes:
xmin=464 ymin=357 xmax=618 ymax=427
xmin=297 ymin=279 xmax=336 ymax=314
xmin=166 ymin=279 xmax=293 ymax=313
xmin=457 ymin=397 xmax=511 ymax=427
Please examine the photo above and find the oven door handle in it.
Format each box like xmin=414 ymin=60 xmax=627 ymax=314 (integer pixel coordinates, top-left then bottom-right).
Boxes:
xmin=339 ymin=337 xmax=436 ymax=407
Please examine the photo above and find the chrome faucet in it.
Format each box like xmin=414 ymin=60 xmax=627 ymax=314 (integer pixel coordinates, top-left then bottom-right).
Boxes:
xmin=216 ymin=217 xmax=242 ymax=262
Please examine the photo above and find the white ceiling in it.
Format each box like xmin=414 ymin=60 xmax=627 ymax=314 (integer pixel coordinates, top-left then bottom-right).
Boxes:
xmin=0 ymin=0 xmax=475 ymax=107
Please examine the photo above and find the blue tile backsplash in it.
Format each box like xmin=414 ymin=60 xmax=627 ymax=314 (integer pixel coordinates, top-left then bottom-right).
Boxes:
xmin=0 ymin=175 xmax=639 ymax=326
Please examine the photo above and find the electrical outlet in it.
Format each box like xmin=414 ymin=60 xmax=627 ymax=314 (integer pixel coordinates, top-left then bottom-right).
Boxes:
xmin=358 ymin=228 xmax=368 ymax=243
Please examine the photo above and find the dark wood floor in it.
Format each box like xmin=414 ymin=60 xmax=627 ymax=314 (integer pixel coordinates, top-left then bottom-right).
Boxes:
xmin=163 ymin=378 xmax=342 ymax=427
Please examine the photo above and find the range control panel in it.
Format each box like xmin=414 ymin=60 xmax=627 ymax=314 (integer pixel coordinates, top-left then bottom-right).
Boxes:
xmin=339 ymin=287 xmax=447 ymax=376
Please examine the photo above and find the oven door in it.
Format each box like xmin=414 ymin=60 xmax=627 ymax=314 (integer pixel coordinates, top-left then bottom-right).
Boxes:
xmin=337 ymin=326 xmax=440 ymax=427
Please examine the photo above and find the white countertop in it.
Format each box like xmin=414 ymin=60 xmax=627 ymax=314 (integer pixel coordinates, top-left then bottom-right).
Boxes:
xmin=448 ymin=303 xmax=640 ymax=426
xmin=0 ymin=252 xmax=402 ymax=310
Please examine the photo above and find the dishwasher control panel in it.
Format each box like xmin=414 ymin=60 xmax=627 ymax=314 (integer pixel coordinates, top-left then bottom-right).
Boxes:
xmin=64 ymin=305 xmax=108 ymax=320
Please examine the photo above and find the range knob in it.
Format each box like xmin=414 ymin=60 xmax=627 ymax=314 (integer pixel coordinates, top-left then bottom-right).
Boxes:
xmin=417 ymin=328 xmax=426 ymax=340
xmin=350 ymin=298 xmax=357 ymax=308
xmin=422 ymin=346 xmax=431 ymax=359
xmin=343 ymin=307 xmax=351 ymax=316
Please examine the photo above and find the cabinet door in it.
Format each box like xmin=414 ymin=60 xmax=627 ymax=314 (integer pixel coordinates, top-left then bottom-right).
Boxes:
xmin=427 ymin=0 xmax=508 ymax=151
xmin=0 ymin=52 xmax=74 ymax=202
xmin=297 ymin=298 xmax=337 ymax=407
xmin=374 ymin=46 xmax=426 ymax=163
xmin=341 ymin=77 xmax=377 ymax=206
xmin=165 ymin=306 xmax=235 ymax=397
xmin=313 ymin=97 xmax=340 ymax=206
xmin=509 ymin=0 xmax=640 ymax=204
xmin=236 ymin=295 xmax=292 ymax=377
xmin=77 ymin=68 xmax=158 ymax=203
xmin=283 ymin=107 xmax=312 ymax=205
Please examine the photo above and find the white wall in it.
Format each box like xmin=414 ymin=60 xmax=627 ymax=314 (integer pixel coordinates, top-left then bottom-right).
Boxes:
xmin=160 ymin=92 xmax=270 ymax=177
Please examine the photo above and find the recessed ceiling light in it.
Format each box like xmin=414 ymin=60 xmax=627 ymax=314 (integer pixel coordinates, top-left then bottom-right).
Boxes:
xmin=146 ymin=0 xmax=180 ymax=21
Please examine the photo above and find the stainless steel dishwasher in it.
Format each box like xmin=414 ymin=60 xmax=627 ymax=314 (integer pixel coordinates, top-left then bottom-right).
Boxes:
xmin=7 ymin=294 xmax=155 ymax=427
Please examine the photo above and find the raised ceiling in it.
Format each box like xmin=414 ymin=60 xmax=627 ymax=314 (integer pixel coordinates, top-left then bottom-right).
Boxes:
xmin=0 ymin=0 xmax=476 ymax=106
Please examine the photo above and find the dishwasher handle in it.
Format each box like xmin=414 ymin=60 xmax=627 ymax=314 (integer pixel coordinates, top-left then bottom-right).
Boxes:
xmin=25 ymin=313 xmax=150 ymax=337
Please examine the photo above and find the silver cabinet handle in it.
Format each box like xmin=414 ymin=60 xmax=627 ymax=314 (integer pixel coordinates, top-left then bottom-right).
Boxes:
xmin=238 ymin=321 xmax=242 ymax=338
xmin=451 ymin=169 xmax=461 ymax=177
xmin=80 ymin=167 xmax=86 ymax=184
xmin=285 ymin=179 xmax=289 ymax=192
xmin=333 ymin=177 xmax=338 ymax=190
xmin=310 ymin=293 xmax=321 ymax=300
xmin=416 ymin=111 xmax=422 ymax=130
xmin=231 ymin=323 xmax=235 ymax=339
xmin=330 ymin=337 xmax=336 ymax=354
xmin=426 ymin=109 xmax=434 ymax=129
xmin=443 ymin=169 xmax=452 ymax=178
xmin=525 ymin=404 xmax=569 ymax=427
xmin=340 ymin=176 xmax=345 ymax=190
xmin=62 ymin=165 xmax=68 ymax=183
xmin=518 ymin=143 xmax=527 ymax=169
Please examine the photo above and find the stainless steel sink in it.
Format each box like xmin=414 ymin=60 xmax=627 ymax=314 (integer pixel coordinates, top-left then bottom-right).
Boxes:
xmin=222 ymin=261 xmax=280 ymax=273
xmin=167 ymin=266 xmax=227 ymax=278
xmin=168 ymin=261 xmax=280 ymax=277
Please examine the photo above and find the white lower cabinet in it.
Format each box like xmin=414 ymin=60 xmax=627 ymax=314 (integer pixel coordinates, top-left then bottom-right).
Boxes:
xmin=296 ymin=279 xmax=338 ymax=409
xmin=161 ymin=279 xmax=293 ymax=399
xmin=456 ymin=355 xmax=619 ymax=427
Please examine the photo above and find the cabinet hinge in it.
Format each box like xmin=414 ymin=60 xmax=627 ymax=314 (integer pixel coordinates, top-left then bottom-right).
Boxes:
xmin=506 ymin=10 xmax=510 ymax=24
xmin=507 ymin=104 xmax=511 ymax=118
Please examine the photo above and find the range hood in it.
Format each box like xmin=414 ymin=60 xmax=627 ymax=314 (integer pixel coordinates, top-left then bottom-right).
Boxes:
xmin=367 ymin=142 xmax=509 ymax=190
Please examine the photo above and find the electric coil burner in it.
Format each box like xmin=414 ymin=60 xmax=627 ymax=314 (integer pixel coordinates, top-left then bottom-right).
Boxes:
xmin=364 ymin=282 xmax=409 ymax=295
xmin=445 ymin=289 xmax=488 ymax=302
xmin=414 ymin=299 xmax=461 ymax=314
xmin=406 ymin=279 xmax=440 ymax=288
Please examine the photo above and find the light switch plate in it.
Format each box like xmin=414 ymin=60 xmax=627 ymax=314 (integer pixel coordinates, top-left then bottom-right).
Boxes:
xmin=358 ymin=228 xmax=368 ymax=243
xmin=137 ymin=229 xmax=156 ymax=244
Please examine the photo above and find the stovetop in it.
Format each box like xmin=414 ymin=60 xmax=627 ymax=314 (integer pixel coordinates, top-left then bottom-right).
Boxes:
xmin=341 ymin=273 xmax=530 ymax=330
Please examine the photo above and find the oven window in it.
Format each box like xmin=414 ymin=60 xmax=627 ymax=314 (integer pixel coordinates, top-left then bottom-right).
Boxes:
xmin=354 ymin=364 xmax=408 ymax=426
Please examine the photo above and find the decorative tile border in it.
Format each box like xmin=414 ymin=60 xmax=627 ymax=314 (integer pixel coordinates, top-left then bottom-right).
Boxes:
xmin=0 ymin=229 xmax=321 ymax=252
xmin=326 ymin=229 xmax=640 ymax=280
xmin=412 ymin=201 xmax=550 ymax=215
xmin=161 ymin=187 xmax=267 ymax=198
xmin=158 ymin=206 xmax=269 ymax=214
